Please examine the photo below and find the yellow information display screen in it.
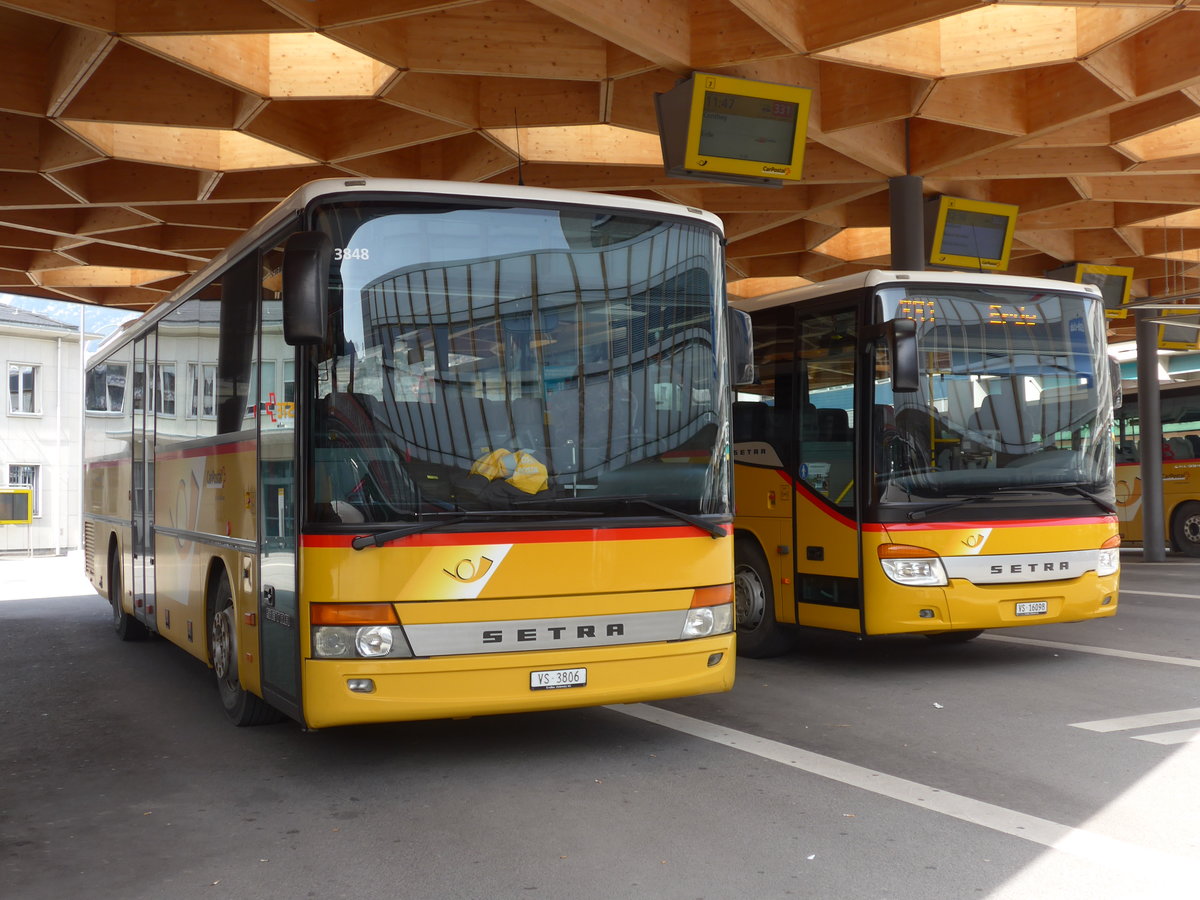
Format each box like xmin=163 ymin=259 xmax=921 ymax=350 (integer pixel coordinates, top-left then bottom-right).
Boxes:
xmin=657 ymin=73 xmax=812 ymax=185
xmin=927 ymin=196 xmax=1018 ymax=271
xmin=0 ymin=488 xmax=32 ymax=524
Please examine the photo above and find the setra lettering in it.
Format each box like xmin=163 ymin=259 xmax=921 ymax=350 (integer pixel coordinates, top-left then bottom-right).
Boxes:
xmin=479 ymin=622 xmax=626 ymax=645
xmin=989 ymin=562 xmax=1071 ymax=574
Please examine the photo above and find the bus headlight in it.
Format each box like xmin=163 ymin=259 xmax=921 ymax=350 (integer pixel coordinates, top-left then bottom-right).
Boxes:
xmin=311 ymin=603 xmax=413 ymax=659
xmin=681 ymin=602 xmax=734 ymax=639
xmin=879 ymin=545 xmax=948 ymax=586
xmin=356 ymin=625 xmax=395 ymax=657
xmin=312 ymin=625 xmax=414 ymax=659
xmin=1096 ymin=536 xmax=1121 ymax=577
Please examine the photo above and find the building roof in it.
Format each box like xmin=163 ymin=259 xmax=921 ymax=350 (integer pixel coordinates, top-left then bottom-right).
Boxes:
xmin=0 ymin=305 xmax=79 ymax=335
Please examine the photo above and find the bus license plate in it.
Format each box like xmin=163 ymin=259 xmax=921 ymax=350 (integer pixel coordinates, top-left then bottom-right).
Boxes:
xmin=1015 ymin=601 xmax=1048 ymax=616
xmin=531 ymin=667 xmax=587 ymax=690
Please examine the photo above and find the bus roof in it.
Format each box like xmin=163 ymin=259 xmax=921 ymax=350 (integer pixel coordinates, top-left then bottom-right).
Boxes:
xmin=729 ymin=269 xmax=1104 ymax=313
xmin=89 ymin=178 xmax=725 ymax=360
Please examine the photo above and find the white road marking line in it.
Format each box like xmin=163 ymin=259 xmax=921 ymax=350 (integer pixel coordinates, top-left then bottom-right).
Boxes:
xmin=612 ymin=703 xmax=1200 ymax=879
xmin=1118 ymin=589 xmax=1200 ymax=600
xmin=1070 ymin=707 xmax=1200 ymax=732
xmin=1133 ymin=729 xmax=1200 ymax=746
xmin=980 ymin=633 xmax=1200 ymax=667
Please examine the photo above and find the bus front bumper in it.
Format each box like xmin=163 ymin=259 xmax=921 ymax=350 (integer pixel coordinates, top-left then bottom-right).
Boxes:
xmin=300 ymin=634 xmax=734 ymax=729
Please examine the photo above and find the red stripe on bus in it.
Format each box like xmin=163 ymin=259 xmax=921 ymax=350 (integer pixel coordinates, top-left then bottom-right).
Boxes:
xmin=767 ymin=469 xmax=1115 ymax=531
xmin=301 ymin=523 xmax=730 ymax=548
xmin=887 ymin=515 xmax=1116 ymax=531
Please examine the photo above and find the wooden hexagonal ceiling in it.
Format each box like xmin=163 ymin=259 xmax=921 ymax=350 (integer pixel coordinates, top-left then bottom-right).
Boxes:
xmin=5 ymin=0 xmax=1200 ymax=345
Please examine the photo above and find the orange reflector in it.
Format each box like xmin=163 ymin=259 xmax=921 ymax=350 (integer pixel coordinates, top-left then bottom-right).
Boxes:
xmin=878 ymin=543 xmax=938 ymax=559
xmin=691 ymin=584 xmax=733 ymax=607
xmin=311 ymin=603 xmax=399 ymax=625
xmin=1101 ymin=534 xmax=1121 ymax=549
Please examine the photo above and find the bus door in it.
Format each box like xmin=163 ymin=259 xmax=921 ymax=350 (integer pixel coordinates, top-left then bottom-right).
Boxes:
xmin=791 ymin=304 xmax=863 ymax=631
xmin=256 ymin=262 xmax=301 ymax=719
xmin=131 ymin=334 xmax=156 ymax=628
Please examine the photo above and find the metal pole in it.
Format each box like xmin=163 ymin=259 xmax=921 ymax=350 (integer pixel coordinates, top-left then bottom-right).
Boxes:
xmin=889 ymin=175 xmax=925 ymax=271
xmin=1135 ymin=308 xmax=1165 ymax=561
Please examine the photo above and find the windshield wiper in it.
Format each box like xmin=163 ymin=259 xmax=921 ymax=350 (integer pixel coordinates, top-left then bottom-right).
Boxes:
xmin=906 ymin=495 xmax=993 ymax=522
xmin=350 ymin=508 xmax=620 ymax=550
xmin=994 ymin=483 xmax=1117 ymax=515
xmin=352 ymin=516 xmax=468 ymax=550
xmin=516 ymin=494 xmax=726 ymax=539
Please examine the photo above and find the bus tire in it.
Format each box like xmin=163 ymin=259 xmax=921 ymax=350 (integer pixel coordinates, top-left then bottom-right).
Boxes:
xmin=208 ymin=570 xmax=281 ymax=727
xmin=109 ymin=548 xmax=147 ymax=642
xmin=925 ymin=629 xmax=984 ymax=643
xmin=1171 ymin=502 xmax=1200 ymax=557
xmin=734 ymin=538 xmax=793 ymax=658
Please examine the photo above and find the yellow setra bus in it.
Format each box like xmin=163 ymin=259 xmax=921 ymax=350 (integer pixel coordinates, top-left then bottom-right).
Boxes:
xmin=1112 ymin=379 xmax=1200 ymax=556
xmin=730 ymin=270 xmax=1121 ymax=656
xmin=83 ymin=178 xmax=746 ymax=727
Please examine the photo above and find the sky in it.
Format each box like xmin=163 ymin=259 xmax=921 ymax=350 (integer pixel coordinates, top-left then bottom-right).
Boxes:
xmin=0 ymin=290 xmax=140 ymax=354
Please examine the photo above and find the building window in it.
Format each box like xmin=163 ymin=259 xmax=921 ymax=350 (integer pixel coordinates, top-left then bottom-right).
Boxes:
xmin=8 ymin=363 xmax=38 ymax=414
xmin=155 ymin=363 xmax=176 ymax=416
xmin=85 ymin=363 xmax=127 ymax=413
xmin=187 ymin=363 xmax=217 ymax=418
xmin=8 ymin=464 xmax=39 ymax=516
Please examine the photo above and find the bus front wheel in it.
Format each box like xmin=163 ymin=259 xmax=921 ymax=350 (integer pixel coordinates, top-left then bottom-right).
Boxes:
xmin=734 ymin=539 xmax=793 ymax=658
xmin=208 ymin=570 xmax=280 ymax=727
xmin=109 ymin=549 xmax=147 ymax=642
xmin=1171 ymin=502 xmax=1200 ymax=557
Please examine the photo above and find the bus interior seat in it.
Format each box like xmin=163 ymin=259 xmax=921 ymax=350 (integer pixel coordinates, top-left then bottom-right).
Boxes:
xmin=733 ymin=401 xmax=772 ymax=444
xmin=817 ymin=407 xmax=850 ymax=441
xmin=1169 ymin=436 xmax=1193 ymax=460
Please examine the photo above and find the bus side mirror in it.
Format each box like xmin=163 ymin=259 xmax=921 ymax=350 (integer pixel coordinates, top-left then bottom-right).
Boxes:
xmin=282 ymin=231 xmax=331 ymax=346
xmin=1109 ymin=357 xmax=1123 ymax=409
xmin=888 ymin=317 xmax=919 ymax=393
xmin=729 ymin=308 xmax=756 ymax=386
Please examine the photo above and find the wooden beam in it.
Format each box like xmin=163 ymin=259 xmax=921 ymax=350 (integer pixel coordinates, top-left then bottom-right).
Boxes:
xmin=930 ymin=147 xmax=1134 ymax=180
xmin=692 ymin=0 xmax=793 ymax=69
xmin=383 ymin=73 xmax=481 ymax=128
xmin=1018 ymin=201 xmax=1115 ymax=231
xmin=479 ymin=79 xmax=602 ymax=128
xmin=728 ymin=0 xmax=806 ymax=53
xmin=802 ymin=0 xmax=986 ymax=54
xmin=1110 ymin=92 xmax=1200 ymax=143
xmin=527 ymin=0 xmax=692 ymax=73
xmin=408 ymin=2 xmax=609 ymax=79
xmin=819 ymin=62 xmax=925 ymax=132
xmin=63 ymin=43 xmax=251 ymax=129
xmin=919 ymin=71 xmax=1027 ymax=135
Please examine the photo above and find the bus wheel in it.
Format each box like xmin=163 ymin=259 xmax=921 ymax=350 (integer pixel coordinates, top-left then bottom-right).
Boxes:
xmin=109 ymin=550 xmax=147 ymax=641
xmin=1171 ymin=502 xmax=1200 ymax=557
xmin=734 ymin=539 xmax=793 ymax=658
xmin=209 ymin=571 xmax=280 ymax=726
xmin=925 ymin=629 xmax=984 ymax=643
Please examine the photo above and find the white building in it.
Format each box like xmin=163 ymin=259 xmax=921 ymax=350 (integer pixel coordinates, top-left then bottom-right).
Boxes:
xmin=1 ymin=305 xmax=86 ymax=555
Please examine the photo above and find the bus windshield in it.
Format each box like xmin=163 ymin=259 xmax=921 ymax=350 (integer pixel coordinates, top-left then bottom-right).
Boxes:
xmin=873 ymin=284 xmax=1113 ymax=501
xmin=306 ymin=200 xmax=728 ymax=526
